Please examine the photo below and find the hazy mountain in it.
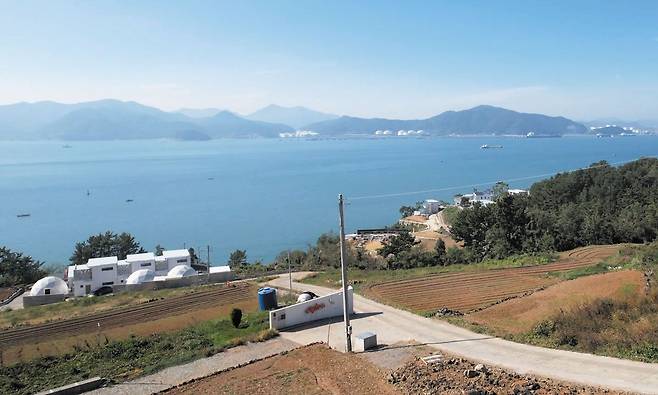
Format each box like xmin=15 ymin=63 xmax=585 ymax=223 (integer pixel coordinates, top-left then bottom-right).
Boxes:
xmin=0 ymin=100 xmax=292 ymax=140
xmin=0 ymin=101 xmax=84 ymax=139
xmin=305 ymin=105 xmax=587 ymax=136
xmin=177 ymin=108 xmax=222 ymax=118
xmin=589 ymin=125 xmax=626 ymax=136
xmin=200 ymin=111 xmax=293 ymax=138
xmin=0 ymin=101 xmax=589 ymax=140
xmin=246 ymin=104 xmax=338 ymax=129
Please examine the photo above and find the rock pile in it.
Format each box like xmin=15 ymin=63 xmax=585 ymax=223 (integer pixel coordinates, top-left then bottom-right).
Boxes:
xmin=434 ymin=307 xmax=463 ymax=317
xmin=388 ymin=356 xmax=621 ymax=394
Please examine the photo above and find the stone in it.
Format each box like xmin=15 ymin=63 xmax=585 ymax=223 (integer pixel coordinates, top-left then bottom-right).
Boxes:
xmin=474 ymin=363 xmax=487 ymax=373
xmin=464 ymin=369 xmax=479 ymax=378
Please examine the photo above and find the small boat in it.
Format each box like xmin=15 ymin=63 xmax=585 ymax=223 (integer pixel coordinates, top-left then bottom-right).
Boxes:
xmin=62 ymin=144 xmax=72 ymax=148
xmin=16 ymin=213 xmax=31 ymax=218
xmin=125 ymin=199 xmax=134 ymax=203
xmin=207 ymin=177 xmax=214 ymax=181
xmin=481 ymin=144 xmax=503 ymax=149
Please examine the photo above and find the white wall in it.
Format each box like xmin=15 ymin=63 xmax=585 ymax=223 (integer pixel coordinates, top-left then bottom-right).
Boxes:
xmin=129 ymin=259 xmax=155 ymax=273
xmin=90 ymin=264 xmax=117 ymax=288
xmin=269 ymin=286 xmax=353 ymax=330
xmin=165 ymin=256 xmax=190 ymax=271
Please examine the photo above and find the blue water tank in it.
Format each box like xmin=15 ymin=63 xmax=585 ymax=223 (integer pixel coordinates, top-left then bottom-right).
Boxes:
xmin=258 ymin=287 xmax=278 ymax=310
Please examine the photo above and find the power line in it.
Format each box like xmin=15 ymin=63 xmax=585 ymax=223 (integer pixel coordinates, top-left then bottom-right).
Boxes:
xmin=347 ymin=155 xmax=655 ymax=202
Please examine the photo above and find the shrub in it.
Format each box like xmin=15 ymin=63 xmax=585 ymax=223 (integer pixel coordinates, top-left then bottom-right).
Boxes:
xmin=533 ymin=320 xmax=555 ymax=337
xmin=230 ymin=308 xmax=242 ymax=328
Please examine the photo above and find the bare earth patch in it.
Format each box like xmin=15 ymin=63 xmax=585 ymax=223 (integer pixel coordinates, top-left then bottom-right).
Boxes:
xmin=467 ymin=270 xmax=645 ymax=334
xmin=391 ymin=353 xmax=626 ymax=394
xmin=403 ymin=215 xmax=429 ymax=224
xmin=164 ymin=344 xmax=398 ymax=395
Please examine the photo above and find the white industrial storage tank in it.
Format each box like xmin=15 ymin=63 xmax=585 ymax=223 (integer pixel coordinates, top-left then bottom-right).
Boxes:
xmin=126 ymin=269 xmax=156 ymax=285
xmin=29 ymin=276 xmax=69 ymax=296
xmin=167 ymin=265 xmax=196 ymax=279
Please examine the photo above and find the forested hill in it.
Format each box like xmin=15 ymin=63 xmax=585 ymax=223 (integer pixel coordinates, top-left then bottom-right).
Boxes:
xmin=304 ymin=105 xmax=587 ymax=136
xmin=451 ymin=158 xmax=658 ymax=260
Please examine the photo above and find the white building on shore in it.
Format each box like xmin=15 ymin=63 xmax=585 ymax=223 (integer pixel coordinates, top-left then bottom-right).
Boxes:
xmin=454 ymin=188 xmax=528 ymax=207
xmin=71 ymin=249 xmax=192 ymax=296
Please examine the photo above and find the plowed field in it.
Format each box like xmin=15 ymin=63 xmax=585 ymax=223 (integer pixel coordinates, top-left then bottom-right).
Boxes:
xmin=0 ymin=283 xmax=256 ymax=349
xmin=368 ymin=245 xmax=620 ymax=313
xmin=467 ymin=270 xmax=645 ymax=334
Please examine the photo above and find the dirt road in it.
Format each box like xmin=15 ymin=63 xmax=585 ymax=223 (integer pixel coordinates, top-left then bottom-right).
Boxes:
xmin=267 ymin=273 xmax=658 ymax=394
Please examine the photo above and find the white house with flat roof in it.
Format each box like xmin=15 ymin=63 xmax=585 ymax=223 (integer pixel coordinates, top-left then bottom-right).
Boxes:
xmin=70 ymin=249 xmax=193 ymax=296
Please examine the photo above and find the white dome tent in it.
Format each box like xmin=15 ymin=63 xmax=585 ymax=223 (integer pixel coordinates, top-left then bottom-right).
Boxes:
xmin=167 ymin=265 xmax=196 ymax=279
xmin=29 ymin=276 xmax=69 ymax=296
xmin=126 ymin=269 xmax=155 ymax=285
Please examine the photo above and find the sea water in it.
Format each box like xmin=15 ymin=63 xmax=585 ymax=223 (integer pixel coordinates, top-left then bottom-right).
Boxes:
xmin=1 ymin=136 xmax=656 ymax=267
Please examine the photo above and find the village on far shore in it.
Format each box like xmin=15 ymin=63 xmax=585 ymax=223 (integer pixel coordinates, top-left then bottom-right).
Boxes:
xmin=347 ymin=184 xmax=529 ymax=256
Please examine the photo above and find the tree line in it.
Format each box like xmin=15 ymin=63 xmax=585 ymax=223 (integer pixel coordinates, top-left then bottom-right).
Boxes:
xmin=451 ymin=158 xmax=658 ymax=261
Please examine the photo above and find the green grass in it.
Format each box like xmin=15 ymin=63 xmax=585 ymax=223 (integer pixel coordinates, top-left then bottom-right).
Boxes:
xmin=549 ymin=245 xmax=643 ymax=281
xmin=0 ymin=311 xmax=275 ymax=395
xmin=440 ymin=206 xmax=460 ymax=226
xmin=548 ymin=261 xmax=611 ymax=281
xmin=302 ymin=252 xmax=557 ymax=292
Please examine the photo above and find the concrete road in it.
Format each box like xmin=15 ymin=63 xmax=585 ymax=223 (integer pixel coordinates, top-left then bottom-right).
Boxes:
xmin=268 ymin=275 xmax=658 ymax=394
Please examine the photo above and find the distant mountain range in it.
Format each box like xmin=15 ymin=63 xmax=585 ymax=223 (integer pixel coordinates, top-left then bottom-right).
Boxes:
xmin=176 ymin=108 xmax=222 ymax=118
xmin=245 ymin=104 xmax=338 ymax=129
xmin=305 ymin=105 xmax=587 ymax=136
xmin=0 ymin=100 xmax=293 ymax=140
xmin=0 ymin=100 xmax=591 ymax=140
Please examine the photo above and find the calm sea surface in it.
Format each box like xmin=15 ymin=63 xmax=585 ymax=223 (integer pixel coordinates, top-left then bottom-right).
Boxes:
xmin=1 ymin=136 xmax=656 ymax=267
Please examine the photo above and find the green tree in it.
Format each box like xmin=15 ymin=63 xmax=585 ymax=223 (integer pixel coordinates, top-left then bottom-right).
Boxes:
xmin=228 ymin=249 xmax=248 ymax=269
xmin=399 ymin=205 xmax=415 ymax=218
xmin=449 ymin=158 xmax=658 ymax=261
xmin=434 ymin=239 xmax=446 ymax=265
xmin=378 ymin=231 xmax=419 ymax=258
xmin=492 ymin=181 xmax=509 ymax=200
xmin=230 ymin=308 xmax=242 ymax=328
xmin=0 ymin=247 xmax=47 ymax=286
xmin=154 ymin=244 xmax=165 ymax=256
xmin=70 ymin=231 xmax=145 ymax=265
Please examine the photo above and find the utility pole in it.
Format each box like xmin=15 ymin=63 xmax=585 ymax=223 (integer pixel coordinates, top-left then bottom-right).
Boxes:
xmin=287 ymin=250 xmax=292 ymax=302
xmin=338 ymin=194 xmax=352 ymax=352
xmin=207 ymin=245 xmax=211 ymax=281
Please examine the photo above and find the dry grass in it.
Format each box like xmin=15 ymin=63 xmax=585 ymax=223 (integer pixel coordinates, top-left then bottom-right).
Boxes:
xmin=0 ymin=284 xmax=224 ymax=329
xmin=366 ymin=245 xmax=619 ymax=314
xmin=467 ymin=270 xmax=645 ymax=334
xmin=0 ymin=285 xmax=259 ymax=365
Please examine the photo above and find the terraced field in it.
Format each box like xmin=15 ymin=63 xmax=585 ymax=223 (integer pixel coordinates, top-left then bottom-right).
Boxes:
xmin=0 ymin=283 xmax=252 ymax=349
xmin=367 ymin=245 xmax=620 ymax=313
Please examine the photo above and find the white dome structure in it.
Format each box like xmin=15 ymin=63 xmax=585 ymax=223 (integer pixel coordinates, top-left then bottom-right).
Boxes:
xmin=126 ymin=269 xmax=155 ymax=285
xmin=167 ymin=265 xmax=196 ymax=279
xmin=29 ymin=276 xmax=69 ymax=296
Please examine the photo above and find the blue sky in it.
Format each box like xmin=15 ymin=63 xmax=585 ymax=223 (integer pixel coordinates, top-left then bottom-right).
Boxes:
xmin=1 ymin=0 xmax=657 ymax=120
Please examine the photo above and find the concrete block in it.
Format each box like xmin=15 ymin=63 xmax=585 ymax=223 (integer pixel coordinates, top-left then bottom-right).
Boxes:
xmin=354 ymin=331 xmax=377 ymax=352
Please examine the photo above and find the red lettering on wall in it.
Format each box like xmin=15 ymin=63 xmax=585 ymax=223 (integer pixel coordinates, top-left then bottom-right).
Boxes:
xmin=305 ymin=302 xmax=326 ymax=314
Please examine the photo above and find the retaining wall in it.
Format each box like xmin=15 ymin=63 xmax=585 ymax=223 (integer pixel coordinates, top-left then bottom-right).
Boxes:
xmin=269 ymin=286 xmax=353 ymax=330
xmin=23 ymin=293 xmax=68 ymax=307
